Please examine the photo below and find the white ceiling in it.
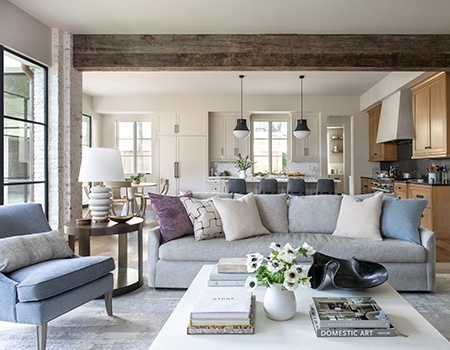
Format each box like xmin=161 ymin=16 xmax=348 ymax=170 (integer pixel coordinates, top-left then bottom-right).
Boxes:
xmin=8 ymin=0 xmax=450 ymax=97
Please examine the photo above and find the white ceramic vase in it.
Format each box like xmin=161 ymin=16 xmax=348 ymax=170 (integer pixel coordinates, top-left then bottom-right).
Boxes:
xmin=239 ymin=170 xmax=247 ymax=179
xmin=263 ymin=283 xmax=297 ymax=321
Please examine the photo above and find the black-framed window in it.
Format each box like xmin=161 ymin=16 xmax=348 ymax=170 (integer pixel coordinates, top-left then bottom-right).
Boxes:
xmin=2 ymin=46 xmax=48 ymax=212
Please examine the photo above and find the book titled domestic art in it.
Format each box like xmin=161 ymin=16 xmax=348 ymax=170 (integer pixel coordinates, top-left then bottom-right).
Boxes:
xmin=311 ymin=296 xmax=390 ymax=329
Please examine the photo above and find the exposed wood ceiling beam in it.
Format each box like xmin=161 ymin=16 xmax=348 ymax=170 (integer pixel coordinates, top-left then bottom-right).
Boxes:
xmin=73 ymin=34 xmax=450 ymax=72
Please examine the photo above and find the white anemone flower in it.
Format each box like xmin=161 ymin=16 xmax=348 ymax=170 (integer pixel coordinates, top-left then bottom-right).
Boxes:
xmin=246 ymin=253 xmax=264 ymax=272
xmin=302 ymin=242 xmax=316 ymax=255
xmin=283 ymin=279 xmax=299 ymax=291
xmin=278 ymin=251 xmax=296 ymax=264
xmin=245 ymin=276 xmax=258 ymax=291
xmin=267 ymin=258 xmax=283 ymax=273
xmin=284 ymin=267 xmax=299 ymax=283
xmin=269 ymin=242 xmax=282 ymax=252
xmin=283 ymin=243 xmax=299 ymax=255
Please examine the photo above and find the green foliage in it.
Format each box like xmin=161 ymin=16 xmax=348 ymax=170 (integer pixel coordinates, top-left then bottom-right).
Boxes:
xmin=130 ymin=173 xmax=145 ymax=181
xmin=234 ymin=153 xmax=255 ymax=171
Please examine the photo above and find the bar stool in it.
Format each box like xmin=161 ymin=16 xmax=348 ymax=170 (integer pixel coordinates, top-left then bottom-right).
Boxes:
xmin=227 ymin=179 xmax=247 ymax=194
xmin=287 ymin=178 xmax=306 ymax=196
xmin=315 ymin=178 xmax=335 ymax=195
xmin=259 ymin=178 xmax=278 ymax=194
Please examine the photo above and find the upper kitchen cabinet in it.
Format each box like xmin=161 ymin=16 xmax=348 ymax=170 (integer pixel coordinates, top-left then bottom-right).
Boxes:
xmin=368 ymin=105 xmax=397 ymax=161
xmin=291 ymin=113 xmax=320 ymax=162
xmin=157 ymin=113 xmax=208 ymax=136
xmin=411 ymin=72 xmax=450 ymax=159
xmin=209 ymin=112 xmax=248 ymax=161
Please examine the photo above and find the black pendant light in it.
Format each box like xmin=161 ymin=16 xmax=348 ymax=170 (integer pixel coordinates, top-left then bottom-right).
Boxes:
xmin=233 ymin=75 xmax=250 ymax=139
xmin=293 ymin=75 xmax=311 ymax=139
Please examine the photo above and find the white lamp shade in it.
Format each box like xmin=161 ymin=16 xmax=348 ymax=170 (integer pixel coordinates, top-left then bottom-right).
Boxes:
xmin=78 ymin=147 xmax=125 ymax=182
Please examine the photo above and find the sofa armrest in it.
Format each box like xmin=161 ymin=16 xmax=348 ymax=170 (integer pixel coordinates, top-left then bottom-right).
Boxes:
xmin=147 ymin=226 xmax=162 ymax=288
xmin=0 ymin=273 xmax=19 ymax=322
xmin=419 ymin=227 xmax=436 ymax=292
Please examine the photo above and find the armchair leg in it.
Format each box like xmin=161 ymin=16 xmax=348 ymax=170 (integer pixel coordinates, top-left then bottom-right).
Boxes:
xmin=104 ymin=290 xmax=113 ymax=316
xmin=37 ymin=323 xmax=47 ymax=350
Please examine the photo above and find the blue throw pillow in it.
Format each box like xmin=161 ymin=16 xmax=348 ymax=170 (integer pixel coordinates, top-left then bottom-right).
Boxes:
xmin=380 ymin=197 xmax=428 ymax=244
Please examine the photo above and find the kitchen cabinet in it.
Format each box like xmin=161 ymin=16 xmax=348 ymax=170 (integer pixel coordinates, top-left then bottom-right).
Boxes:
xmin=209 ymin=113 xmax=248 ymax=161
xmin=368 ymin=105 xmax=397 ymax=161
xmin=360 ymin=177 xmax=373 ymax=194
xmin=291 ymin=113 xmax=320 ymax=161
xmin=157 ymin=112 xmax=208 ymax=195
xmin=394 ymin=182 xmax=450 ymax=243
xmin=157 ymin=136 xmax=208 ymax=195
xmin=411 ymin=72 xmax=450 ymax=159
xmin=157 ymin=113 xmax=208 ymax=136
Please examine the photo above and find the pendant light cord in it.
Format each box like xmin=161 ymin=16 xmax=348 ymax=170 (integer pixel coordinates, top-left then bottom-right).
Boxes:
xmin=240 ymin=74 xmax=244 ymax=119
xmin=300 ymin=75 xmax=304 ymax=121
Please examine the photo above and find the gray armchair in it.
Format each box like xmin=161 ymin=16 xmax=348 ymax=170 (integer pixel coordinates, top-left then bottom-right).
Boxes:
xmin=0 ymin=203 xmax=115 ymax=350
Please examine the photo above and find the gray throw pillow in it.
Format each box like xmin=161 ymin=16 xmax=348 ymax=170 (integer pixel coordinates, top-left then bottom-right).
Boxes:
xmin=0 ymin=230 xmax=74 ymax=273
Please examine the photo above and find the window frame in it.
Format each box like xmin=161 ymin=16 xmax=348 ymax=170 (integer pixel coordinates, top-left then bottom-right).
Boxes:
xmin=251 ymin=114 xmax=291 ymax=174
xmin=1 ymin=46 xmax=48 ymax=213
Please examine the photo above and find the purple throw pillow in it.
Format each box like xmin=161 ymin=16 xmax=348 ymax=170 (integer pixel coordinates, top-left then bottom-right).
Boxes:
xmin=148 ymin=192 xmax=193 ymax=243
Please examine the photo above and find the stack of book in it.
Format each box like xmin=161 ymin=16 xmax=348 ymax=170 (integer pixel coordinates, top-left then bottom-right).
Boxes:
xmin=309 ymin=296 xmax=396 ymax=337
xmin=208 ymin=258 xmax=254 ymax=287
xmin=187 ymin=287 xmax=255 ymax=334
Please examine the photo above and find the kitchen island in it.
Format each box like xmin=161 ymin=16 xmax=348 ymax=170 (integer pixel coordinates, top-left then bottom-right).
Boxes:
xmin=207 ymin=176 xmax=339 ymax=195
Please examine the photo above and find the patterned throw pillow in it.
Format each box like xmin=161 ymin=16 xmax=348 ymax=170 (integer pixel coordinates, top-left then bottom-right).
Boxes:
xmin=148 ymin=192 xmax=193 ymax=243
xmin=0 ymin=230 xmax=74 ymax=273
xmin=180 ymin=197 xmax=224 ymax=240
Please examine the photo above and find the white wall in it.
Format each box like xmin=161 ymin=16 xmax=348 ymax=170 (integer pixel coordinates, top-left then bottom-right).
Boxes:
xmin=0 ymin=0 xmax=52 ymax=65
xmin=92 ymin=94 xmax=375 ymax=193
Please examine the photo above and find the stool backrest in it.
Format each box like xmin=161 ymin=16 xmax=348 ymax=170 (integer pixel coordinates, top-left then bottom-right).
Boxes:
xmin=259 ymin=178 xmax=278 ymax=194
xmin=227 ymin=179 xmax=247 ymax=194
xmin=287 ymin=178 xmax=306 ymax=196
xmin=316 ymin=178 xmax=335 ymax=195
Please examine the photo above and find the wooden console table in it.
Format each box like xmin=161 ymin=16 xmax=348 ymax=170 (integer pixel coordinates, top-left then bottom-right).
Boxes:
xmin=64 ymin=217 xmax=144 ymax=296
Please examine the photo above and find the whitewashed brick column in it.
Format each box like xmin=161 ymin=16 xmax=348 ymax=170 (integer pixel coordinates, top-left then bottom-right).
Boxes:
xmin=48 ymin=29 xmax=83 ymax=231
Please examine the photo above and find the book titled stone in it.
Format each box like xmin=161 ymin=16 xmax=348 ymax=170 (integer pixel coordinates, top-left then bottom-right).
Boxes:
xmin=190 ymin=287 xmax=252 ymax=320
xmin=309 ymin=307 xmax=396 ymax=337
xmin=311 ymin=296 xmax=390 ymax=329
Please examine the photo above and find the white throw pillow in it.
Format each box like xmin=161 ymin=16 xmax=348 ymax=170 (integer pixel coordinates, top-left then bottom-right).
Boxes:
xmin=213 ymin=193 xmax=270 ymax=241
xmin=332 ymin=192 xmax=383 ymax=241
xmin=180 ymin=197 xmax=224 ymax=241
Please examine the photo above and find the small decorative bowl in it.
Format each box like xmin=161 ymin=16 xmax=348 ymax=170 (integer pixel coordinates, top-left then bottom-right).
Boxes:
xmin=109 ymin=214 xmax=136 ymax=223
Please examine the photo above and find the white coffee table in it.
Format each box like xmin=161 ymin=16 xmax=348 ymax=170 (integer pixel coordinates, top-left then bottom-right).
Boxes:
xmin=149 ymin=265 xmax=449 ymax=349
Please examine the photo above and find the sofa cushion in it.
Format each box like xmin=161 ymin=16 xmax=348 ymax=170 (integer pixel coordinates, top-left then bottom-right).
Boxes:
xmin=333 ymin=192 xmax=383 ymax=241
xmin=180 ymin=197 xmax=224 ymax=240
xmin=381 ymin=197 xmax=428 ymax=244
xmin=157 ymin=232 xmax=426 ymax=264
xmin=8 ymin=255 xmax=115 ymax=302
xmin=212 ymin=193 xmax=270 ymax=241
xmin=254 ymin=194 xmax=289 ymax=233
xmin=148 ymin=192 xmax=193 ymax=243
xmin=288 ymin=195 xmax=342 ymax=233
xmin=0 ymin=230 xmax=74 ymax=273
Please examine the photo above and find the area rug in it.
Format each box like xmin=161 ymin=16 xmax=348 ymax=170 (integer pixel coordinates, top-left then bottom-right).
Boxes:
xmin=0 ymin=275 xmax=449 ymax=349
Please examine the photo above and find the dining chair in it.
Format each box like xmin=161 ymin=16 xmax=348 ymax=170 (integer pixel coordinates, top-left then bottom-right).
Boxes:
xmin=104 ymin=181 xmax=135 ymax=215
xmin=259 ymin=178 xmax=278 ymax=194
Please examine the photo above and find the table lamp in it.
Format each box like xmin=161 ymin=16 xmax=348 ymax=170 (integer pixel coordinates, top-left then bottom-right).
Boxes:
xmin=78 ymin=147 xmax=125 ymax=222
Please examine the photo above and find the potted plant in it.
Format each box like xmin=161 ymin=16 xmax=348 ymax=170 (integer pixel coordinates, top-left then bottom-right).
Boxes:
xmin=130 ymin=173 xmax=145 ymax=184
xmin=234 ymin=153 xmax=255 ymax=178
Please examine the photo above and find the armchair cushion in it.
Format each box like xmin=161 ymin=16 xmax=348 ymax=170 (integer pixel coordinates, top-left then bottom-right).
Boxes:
xmin=8 ymin=255 xmax=115 ymax=302
xmin=0 ymin=230 xmax=74 ymax=273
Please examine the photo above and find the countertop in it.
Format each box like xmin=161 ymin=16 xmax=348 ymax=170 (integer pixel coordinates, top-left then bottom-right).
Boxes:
xmin=361 ymin=176 xmax=449 ymax=186
xmin=208 ymin=176 xmax=340 ymax=183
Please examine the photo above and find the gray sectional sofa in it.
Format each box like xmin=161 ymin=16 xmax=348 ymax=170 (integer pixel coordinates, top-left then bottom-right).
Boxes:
xmin=147 ymin=192 xmax=435 ymax=291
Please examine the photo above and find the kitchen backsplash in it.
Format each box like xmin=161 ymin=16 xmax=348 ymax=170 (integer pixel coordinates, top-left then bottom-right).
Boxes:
xmin=381 ymin=141 xmax=450 ymax=179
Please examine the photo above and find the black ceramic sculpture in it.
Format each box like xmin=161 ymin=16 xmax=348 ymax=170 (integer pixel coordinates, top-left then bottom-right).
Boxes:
xmin=308 ymin=252 xmax=388 ymax=290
